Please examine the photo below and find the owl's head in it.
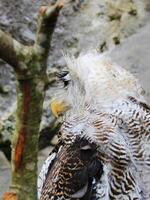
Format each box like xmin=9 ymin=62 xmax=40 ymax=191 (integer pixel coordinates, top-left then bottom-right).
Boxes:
xmin=50 ymin=51 xmax=144 ymax=118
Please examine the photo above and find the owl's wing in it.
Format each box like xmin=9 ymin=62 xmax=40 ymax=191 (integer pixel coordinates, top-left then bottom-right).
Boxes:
xmin=38 ymin=136 xmax=103 ymax=200
xmin=92 ymin=96 xmax=150 ymax=200
xmin=63 ymin=96 xmax=150 ymax=199
xmin=111 ymin=97 xmax=150 ymax=199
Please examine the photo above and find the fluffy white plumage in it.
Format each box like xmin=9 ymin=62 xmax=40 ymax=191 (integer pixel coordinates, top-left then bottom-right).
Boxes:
xmin=62 ymin=51 xmax=145 ymax=112
xmin=38 ymin=51 xmax=150 ymax=200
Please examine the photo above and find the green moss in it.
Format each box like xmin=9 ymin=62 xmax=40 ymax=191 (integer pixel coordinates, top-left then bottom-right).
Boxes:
xmin=11 ymin=75 xmax=45 ymax=200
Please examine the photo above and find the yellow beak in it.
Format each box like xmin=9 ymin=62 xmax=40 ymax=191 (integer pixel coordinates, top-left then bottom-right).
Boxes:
xmin=50 ymin=99 xmax=67 ymax=118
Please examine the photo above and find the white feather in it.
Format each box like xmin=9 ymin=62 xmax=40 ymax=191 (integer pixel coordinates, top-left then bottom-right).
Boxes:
xmin=63 ymin=51 xmax=145 ymax=112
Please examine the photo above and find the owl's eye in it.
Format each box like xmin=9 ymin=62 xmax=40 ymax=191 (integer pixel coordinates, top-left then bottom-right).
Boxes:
xmin=57 ymin=71 xmax=71 ymax=87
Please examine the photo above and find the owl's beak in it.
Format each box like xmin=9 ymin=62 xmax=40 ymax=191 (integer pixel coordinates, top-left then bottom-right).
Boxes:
xmin=50 ymin=99 xmax=68 ymax=118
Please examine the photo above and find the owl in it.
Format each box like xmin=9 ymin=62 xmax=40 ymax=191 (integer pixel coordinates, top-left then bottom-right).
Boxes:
xmin=38 ymin=52 xmax=150 ymax=200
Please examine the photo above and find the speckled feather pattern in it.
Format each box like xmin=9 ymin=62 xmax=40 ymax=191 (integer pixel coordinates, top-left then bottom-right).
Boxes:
xmin=60 ymin=97 xmax=150 ymax=200
xmin=39 ymin=138 xmax=102 ymax=200
xmin=38 ymin=152 xmax=56 ymax=199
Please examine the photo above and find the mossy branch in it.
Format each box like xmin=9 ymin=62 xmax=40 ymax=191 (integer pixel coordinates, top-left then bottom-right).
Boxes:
xmin=0 ymin=1 xmax=64 ymax=200
xmin=34 ymin=0 xmax=64 ymax=58
xmin=0 ymin=29 xmax=27 ymax=71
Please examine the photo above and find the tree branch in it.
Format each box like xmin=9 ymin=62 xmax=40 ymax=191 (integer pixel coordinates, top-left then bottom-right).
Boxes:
xmin=34 ymin=0 xmax=64 ymax=57
xmin=0 ymin=1 xmax=64 ymax=199
xmin=0 ymin=29 xmax=26 ymax=71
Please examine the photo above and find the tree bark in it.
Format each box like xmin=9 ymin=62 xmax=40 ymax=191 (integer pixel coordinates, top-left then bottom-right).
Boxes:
xmin=1 ymin=1 xmax=63 ymax=200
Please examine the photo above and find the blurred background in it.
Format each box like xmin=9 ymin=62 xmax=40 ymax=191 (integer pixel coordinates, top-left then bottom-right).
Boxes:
xmin=0 ymin=0 xmax=150 ymax=196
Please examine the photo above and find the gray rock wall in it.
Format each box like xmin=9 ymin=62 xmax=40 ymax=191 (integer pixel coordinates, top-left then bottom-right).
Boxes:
xmin=0 ymin=0 xmax=150 ymax=159
xmin=0 ymin=0 xmax=150 ymax=197
xmin=0 ymin=0 xmax=150 ymax=120
xmin=0 ymin=0 xmax=150 ymax=138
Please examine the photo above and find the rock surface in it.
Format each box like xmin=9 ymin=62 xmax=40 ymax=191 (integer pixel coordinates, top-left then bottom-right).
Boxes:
xmin=110 ymin=22 xmax=150 ymax=102
xmin=0 ymin=0 xmax=150 ymax=196
xmin=0 ymin=0 xmax=150 ymax=142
